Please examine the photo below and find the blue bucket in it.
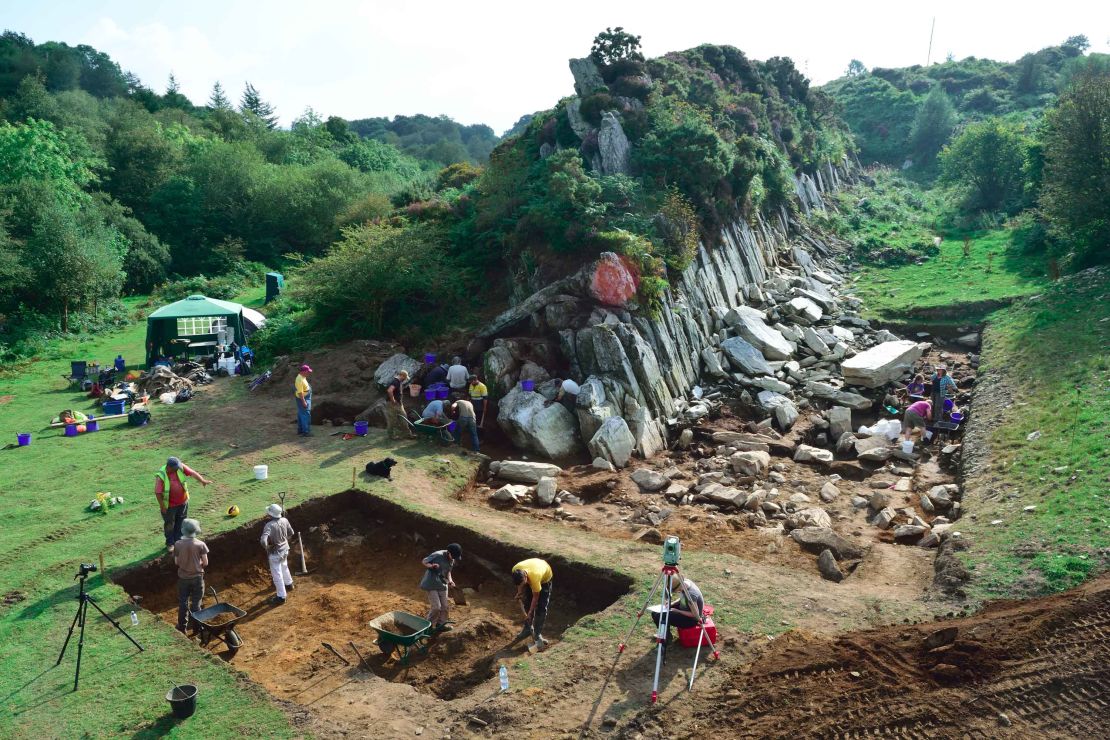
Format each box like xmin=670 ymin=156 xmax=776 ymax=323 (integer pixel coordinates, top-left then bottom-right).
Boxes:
xmin=424 ymin=353 xmax=436 ymax=364
xmin=436 ymin=388 xmax=449 ymax=400
xmin=64 ymin=425 xmax=78 ymax=437
xmin=86 ymin=418 xmax=99 ymax=432
xmin=424 ymin=389 xmax=437 ymax=401
xmin=354 ymin=420 xmax=369 ymax=436
xmin=448 ymin=421 xmax=457 ymax=434
xmin=17 ymin=433 xmax=30 ymax=446
xmin=103 ymin=399 xmax=125 ymax=415
xmin=950 ymin=412 xmax=964 ymax=423
xmin=521 ymin=380 xmax=535 ymax=392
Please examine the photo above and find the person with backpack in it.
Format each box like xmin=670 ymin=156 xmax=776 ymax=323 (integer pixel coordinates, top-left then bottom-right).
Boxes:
xmin=155 ymin=457 xmax=211 ymax=553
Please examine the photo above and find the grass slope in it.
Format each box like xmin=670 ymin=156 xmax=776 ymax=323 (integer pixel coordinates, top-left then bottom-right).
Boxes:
xmin=0 ymin=287 xmax=369 ymax=738
xmin=959 ymin=267 xmax=1110 ymax=598
xmin=852 ymin=229 xmax=1047 ymax=324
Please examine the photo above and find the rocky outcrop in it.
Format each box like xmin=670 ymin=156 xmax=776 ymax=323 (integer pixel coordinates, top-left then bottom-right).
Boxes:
xmin=597 ymin=112 xmax=631 ymax=176
xmin=569 ymin=57 xmax=606 ymax=97
xmin=497 ymin=386 xmax=579 ymax=459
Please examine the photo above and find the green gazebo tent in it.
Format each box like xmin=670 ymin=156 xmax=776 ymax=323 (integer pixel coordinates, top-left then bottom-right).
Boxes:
xmin=145 ymin=295 xmax=246 ymax=367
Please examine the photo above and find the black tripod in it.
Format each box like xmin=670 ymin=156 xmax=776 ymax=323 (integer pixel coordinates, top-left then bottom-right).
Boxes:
xmin=55 ymin=566 xmax=144 ymax=691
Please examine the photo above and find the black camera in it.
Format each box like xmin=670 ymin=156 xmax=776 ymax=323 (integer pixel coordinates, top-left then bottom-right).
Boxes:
xmin=76 ymin=563 xmax=98 ymax=578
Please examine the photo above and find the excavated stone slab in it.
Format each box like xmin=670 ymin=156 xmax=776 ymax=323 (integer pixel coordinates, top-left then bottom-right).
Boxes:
xmin=720 ymin=336 xmax=773 ymax=376
xmin=726 ymin=311 xmax=794 ymax=360
xmin=841 ymin=340 xmax=923 ymax=388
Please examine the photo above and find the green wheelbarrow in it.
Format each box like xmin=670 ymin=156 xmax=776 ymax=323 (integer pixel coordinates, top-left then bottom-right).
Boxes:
xmin=369 ymin=611 xmax=433 ymax=665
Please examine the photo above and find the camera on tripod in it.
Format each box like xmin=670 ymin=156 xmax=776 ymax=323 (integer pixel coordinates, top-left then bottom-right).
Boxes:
xmin=76 ymin=563 xmax=98 ymax=579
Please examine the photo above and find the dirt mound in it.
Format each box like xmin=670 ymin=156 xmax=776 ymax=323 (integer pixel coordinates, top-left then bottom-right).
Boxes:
xmin=657 ymin=575 xmax=1110 ymax=739
xmin=263 ymin=340 xmax=403 ymax=407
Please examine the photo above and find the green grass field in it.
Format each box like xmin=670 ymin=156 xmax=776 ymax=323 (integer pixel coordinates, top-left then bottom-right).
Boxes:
xmin=851 ymin=228 xmax=1047 ymax=324
xmin=0 ymin=286 xmax=394 ymax=738
xmin=957 ymin=267 xmax=1110 ymax=598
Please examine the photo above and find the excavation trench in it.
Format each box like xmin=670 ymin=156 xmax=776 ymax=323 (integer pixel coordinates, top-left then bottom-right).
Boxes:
xmin=114 ymin=490 xmax=630 ymax=702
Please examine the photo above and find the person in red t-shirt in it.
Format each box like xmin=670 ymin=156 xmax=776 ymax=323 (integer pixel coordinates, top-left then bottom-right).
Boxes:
xmin=155 ymin=456 xmax=211 ymax=553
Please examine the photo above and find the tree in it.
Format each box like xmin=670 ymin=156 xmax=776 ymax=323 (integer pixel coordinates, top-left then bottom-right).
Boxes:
xmin=590 ymin=27 xmax=643 ymax=66
xmin=1040 ymin=70 xmax=1110 ymax=267
xmin=939 ymin=118 xmax=1028 ymax=212
xmin=207 ymin=81 xmax=231 ymax=110
xmin=162 ymin=72 xmax=191 ymax=109
xmin=1062 ymin=35 xmax=1090 ymax=56
xmin=846 ymin=59 xmax=867 ymax=78
xmin=908 ymin=85 xmax=956 ymax=163
xmin=239 ymin=82 xmax=278 ymax=129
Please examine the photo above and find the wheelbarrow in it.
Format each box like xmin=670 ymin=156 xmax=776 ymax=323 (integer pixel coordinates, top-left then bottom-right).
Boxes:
xmin=190 ymin=586 xmax=247 ymax=654
xmin=403 ymin=413 xmax=456 ymax=445
xmin=368 ymin=611 xmax=433 ymax=665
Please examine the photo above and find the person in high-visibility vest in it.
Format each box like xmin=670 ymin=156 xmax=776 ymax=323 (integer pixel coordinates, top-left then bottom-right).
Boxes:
xmin=155 ymin=457 xmax=211 ymax=553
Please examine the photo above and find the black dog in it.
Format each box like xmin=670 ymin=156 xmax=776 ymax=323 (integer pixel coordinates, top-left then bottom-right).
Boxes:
xmin=365 ymin=457 xmax=398 ymax=480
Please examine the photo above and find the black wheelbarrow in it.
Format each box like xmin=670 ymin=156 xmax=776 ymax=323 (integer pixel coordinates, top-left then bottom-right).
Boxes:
xmin=190 ymin=586 xmax=246 ymax=654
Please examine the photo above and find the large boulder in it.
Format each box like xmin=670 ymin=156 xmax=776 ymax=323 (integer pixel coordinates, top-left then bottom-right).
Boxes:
xmin=774 ymin=400 xmax=799 ymax=431
xmin=497 ymin=460 xmax=563 ymax=484
xmin=720 ymin=337 xmax=773 ymax=376
xmin=725 ymin=311 xmax=794 ymax=360
xmin=535 ymin=477 xmax=557 ymax=506
xmin=497 ymin=386 xmax=580 ymax=459
xmin=790 ymin=526 xmax=867 ymax=560
xmin=483 ymin=345 xmax=520 ymax=397
xmin=787 ymin=296 xmax=823 ymax=324
xmin=569 ymin=57 xmax=607 ymax=97
xmin=587 ymin=416 xmax=636 ymax=469
xmin=575 ymin=376 xmax=620 ymax=442
xmin=801 ymin=327 xmax=830 ymax=355
xmin=374 ymin=353 xmax=421 ymax=388
xmin=597 ymin=112 xmax=631 ymax=176
xmin=817 ymin=549 xmax=845 ymax=582
xmin=841 ymin=340 xmax=923 ymax=388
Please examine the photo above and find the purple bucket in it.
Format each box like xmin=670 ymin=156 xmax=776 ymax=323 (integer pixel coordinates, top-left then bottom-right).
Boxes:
xmin=424 ymin=389 xmax=437 ymax=400
xmin=436 ymin=388 xmax=449 ymax=400
xmin=943 ymin=398 xmax=954 ymax=410
xmin=520 ymin=379 xmax=535 ymax=392
xmin=950 ymin=412 xmax=963 ymax=423
xmin=86 ymin=418 xmax=99 ymax=432
xmin=64 ymin=425 xmax=78 ymax=437
xmin=448 ymin=421 xmax=457 ymax=434
xmin=424 ymin=353 xmax=436 ymax=363
xmin=354 ymin=420 xmax=369 ymax=436
xmin=17 ymin=433 xmax=30 ymax=446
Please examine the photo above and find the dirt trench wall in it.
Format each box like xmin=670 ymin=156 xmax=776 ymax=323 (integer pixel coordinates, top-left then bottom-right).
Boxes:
xmin=113 ymin=489 xmax=632 ymax=613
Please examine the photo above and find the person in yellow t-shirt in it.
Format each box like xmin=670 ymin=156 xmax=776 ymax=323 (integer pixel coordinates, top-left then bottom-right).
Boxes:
xmin=511 ymin=558 xmax=553 ymax=651
xmin=294 ymin=364 xmax=313 ymax=436
xmin=467 ymin=374 xmax=488 ymax=427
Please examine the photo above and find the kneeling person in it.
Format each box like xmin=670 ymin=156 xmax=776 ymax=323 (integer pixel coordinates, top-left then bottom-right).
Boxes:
xmin=512 ymin=558 xmax=553 ymax=652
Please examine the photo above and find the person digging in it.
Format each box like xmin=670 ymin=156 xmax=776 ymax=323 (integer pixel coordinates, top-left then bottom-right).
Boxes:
xmin=155 ymin=456 xmax=211 ymax=554
xmin=420 ymin=543 xmax=463 ymax=633
xmin=511 ymin=558 xmax=553 ymax=653
xmin=260 ymin=503 xmax=295 ymax=605
xmin=174 ymin=518 xmax=209 ymax=633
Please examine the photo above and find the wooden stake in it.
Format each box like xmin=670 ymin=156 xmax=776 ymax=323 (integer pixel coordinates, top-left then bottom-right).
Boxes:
xmin=352 ymin=466 xmax=356 ymax=488
xmin=99 ymin=552 xmax=105 ymax=576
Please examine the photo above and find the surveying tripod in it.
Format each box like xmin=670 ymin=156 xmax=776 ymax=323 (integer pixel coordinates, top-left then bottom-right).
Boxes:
xmin=617 ymin=537 xmax=719 ymax=702
xmin=55 ymin=564 xmax=144 ymax=691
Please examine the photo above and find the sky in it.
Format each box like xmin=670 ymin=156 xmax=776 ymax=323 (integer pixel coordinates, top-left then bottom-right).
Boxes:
xmin=4 ymin=1 xmax=1108 ymax=134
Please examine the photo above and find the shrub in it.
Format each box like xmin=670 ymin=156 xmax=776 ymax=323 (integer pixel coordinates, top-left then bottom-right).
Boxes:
xmin=580 ymin=92 xmax=616 ymax=126
xmin=653 ymin=189 xmax=699 ymax=271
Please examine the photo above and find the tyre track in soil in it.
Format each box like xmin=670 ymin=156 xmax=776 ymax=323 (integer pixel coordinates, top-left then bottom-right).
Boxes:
xmin=658 ymin=575 xmax=1110 ymax=739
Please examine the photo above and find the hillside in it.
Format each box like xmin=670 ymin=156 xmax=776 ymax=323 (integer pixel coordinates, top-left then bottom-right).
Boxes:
xmin=348 ymin=113 xmax=499 ymax=166
xmin=822 ymin=35 xmax=1108 ymax=165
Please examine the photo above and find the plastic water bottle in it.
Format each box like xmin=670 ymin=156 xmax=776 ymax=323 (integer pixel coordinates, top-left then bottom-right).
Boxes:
xmin=498 ymin=665 xmax=509 ymax=692
xmin=130 ymin=611 xmax=138 ymax=626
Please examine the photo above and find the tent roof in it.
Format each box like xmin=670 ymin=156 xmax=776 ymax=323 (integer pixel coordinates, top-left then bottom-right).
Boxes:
xmin=148 ymin=295 xmax=244 ymax=320
xmin=241 ymin=307 xmax=266 ymax=330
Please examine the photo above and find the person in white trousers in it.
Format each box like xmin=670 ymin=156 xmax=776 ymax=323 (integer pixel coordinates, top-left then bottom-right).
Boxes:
xmin=260 ymin=503 xmax=295 ymax=605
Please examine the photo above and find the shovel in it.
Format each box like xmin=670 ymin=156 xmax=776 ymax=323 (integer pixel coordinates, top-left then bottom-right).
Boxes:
xmin=295 ymin=532 xmax=310 ymax=576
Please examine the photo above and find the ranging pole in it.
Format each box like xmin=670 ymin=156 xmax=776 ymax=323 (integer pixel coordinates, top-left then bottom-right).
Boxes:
xmin=926 ymin=16 xmax=936 ymax=65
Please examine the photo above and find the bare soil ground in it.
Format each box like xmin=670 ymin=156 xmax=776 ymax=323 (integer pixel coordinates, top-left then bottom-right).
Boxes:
xmin=124 ymin=341 xmax=1110 ymax=738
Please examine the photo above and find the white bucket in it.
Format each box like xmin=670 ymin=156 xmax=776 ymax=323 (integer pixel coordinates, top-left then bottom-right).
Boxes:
xmin=901 ymin=440 xmax=915 ymax=454
xmin=253 ymin=465 xmax=269 ymax=480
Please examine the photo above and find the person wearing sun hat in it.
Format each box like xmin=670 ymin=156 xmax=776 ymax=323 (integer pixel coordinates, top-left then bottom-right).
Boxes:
xmin=295 ymin=363 xmax=313 ymax=437
xmin=419 ymin=543 xmax=463 ymax=632
xmin=260 ymin=503 xmax=295 ymax=605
